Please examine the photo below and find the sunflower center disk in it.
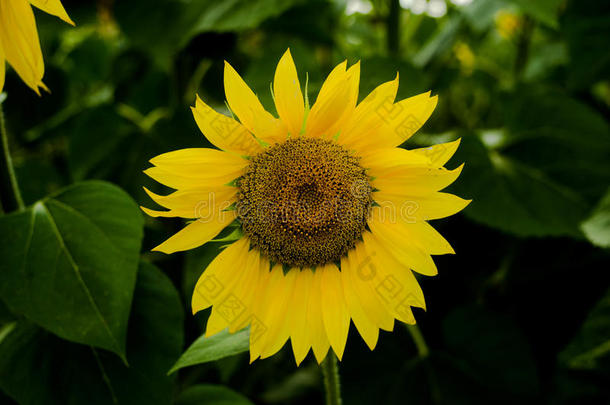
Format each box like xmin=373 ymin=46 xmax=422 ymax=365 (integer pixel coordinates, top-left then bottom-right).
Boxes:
xmin=237 ymin=137 xmax=372 ymax=268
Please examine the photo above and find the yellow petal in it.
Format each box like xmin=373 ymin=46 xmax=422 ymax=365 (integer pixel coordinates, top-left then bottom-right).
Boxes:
xmin=260 ymin=269 xmax=298 ymax=359
xmin=145 ymin=147 xmax=247 ymax=191
xmin=380 ymin=93 xmax=438 ymax=147
xmin=372 ymin=164 xmax=464 ymax=196
xmin=224 ymin=61 xmax=286 ymax=144
xmin=29 ymin=0 xmax=74 ymax=25
xmin=229 ymin=254 xmax=270 ymax=332
xmin=273 ymin=49 xmax=304 ymax=137
xmin=247 ymin=257 xmax=273 ymax=362
xmin=0 ymin=0 xmax=44 ymax=94
xmin=370 ymin=205 xmax=454 ymax=255
xmin=289 ymin=268 xmax=314 ymax=365
xmin=412 ymin=138 xmax=461 ymax=167
xmin=191 ymin=238 xmax=250 ymax=314
xmin=373 ymin=191 xmax=471 ymax=221
xmin=323 ymin=61 xmax=360 ymax=139
xmin=191 ymin=95 xmax=263 ymax=156
xmin=309 ymin=267 xmax=331 ymax=363
xmin=361 ymin=231 xmax=425 ymax=319
xmin=347 ymin=241 xmax=394 ymax=331
xmin=249 ymin=264 xmax=286 ymax=362
xmin=367 ymin=215 xmax=438 ymax=276
xmin=305 ymin=61 xmax=353 ymax=138
xmin=340 ymin=254 xmax=379 ymax=350
xmin=360 ymin=147 xmax=430 ymax=170
xmin=152 ymin=210 xmax=236 ymax=254
xmin=346 ymin=91 xmax=437 ymax=151
xmin=205 ymin=309 xmax=230 ymax=337
xmin=338 ymin=74 xmax=399 ymax=150
xmin=150 ymin=147 xmax=247 ymax=170
xmin=141 ymin=186 xmax=236 ymax=219
xmin=143 ymin=164 xmax=244 ymax=190
xmin=228 ymin=251 xmax=263 ymax=333
xmin=205 ymin=250 xmax=260 ymax=337
xmin=320 ymin=263 xmax=351 ymax=360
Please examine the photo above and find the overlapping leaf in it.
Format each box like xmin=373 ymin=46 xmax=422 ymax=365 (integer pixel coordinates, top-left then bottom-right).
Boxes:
xmin=0 ymin=181 xmax=143 ymax=358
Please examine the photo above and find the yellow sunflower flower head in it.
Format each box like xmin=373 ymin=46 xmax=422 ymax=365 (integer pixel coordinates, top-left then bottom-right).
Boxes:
xmin=0 ymin=0 xmax=74 ymax=95
xmin=143 ymin=49 xmax=470 ymax=365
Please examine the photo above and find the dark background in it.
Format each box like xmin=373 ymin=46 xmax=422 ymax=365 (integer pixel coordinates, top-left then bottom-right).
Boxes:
xmin=0 ymin=0 xmax=609 ymax=404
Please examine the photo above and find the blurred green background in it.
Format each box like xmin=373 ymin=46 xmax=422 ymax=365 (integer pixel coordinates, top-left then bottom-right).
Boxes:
xmin=1 ymin=0 xmax=609 ymax=404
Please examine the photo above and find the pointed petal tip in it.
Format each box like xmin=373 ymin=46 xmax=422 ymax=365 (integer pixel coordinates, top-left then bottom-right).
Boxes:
xmin=150 ymin=245 xmax=169 ymax=254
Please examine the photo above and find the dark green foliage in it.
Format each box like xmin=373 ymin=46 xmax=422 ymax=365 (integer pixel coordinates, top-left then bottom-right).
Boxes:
xmin=1 ymin=0 xmax=609 ymax=404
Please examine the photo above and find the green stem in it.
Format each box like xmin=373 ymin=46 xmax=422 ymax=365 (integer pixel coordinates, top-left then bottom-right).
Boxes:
xmin=0 ymin=104 xmax=24 ymax=213
xmin=321 ymin=352 xmax=342 ymax=405
xmin=406 ymin=324 xmax=429 ymax=359
xmin=406 ymin=324 xmax=441 ymax=403
xmin=514 ymin=16 xmax=534 ymax=81
xmin=387 ymin=0 xmax=401 ymax=57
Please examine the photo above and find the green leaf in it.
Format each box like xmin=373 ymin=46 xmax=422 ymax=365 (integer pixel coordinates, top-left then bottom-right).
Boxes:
xmin=449 ymin=87 xmax=610 ymax=237
xmin=0 ymin=181 xmax=143 ymax=359
xmin=68 ymin=106 xmax=132 ymax=181
xmin=461 ymin=0 xmax=507 ymax=32
xmin=114 ymin=0 xmax=306 ymax=65
xmin=187 ymin=0 xmax=307 ymax=34
xmin=169 ymin=328 xmax=250 ymax=374
xmin=564 ymin=0 xmax=610 ymax=89
xmin=413 ymin=16 xmax=462 ymax=67
xmin=559 ymin=288 xmax=610 ymax=370
xmin=0 ymin=262 xmax=184 ymax=405
xmin=452 ymin=132 xmax=589 ymax=237
xmin=581 ymin=189 xmax=610 ymax=248
xmin=175 ymin=384 xmax=254 ymax=405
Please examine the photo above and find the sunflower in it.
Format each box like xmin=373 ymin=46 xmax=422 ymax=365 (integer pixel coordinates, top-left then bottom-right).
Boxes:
xmin=0 ymin=0 xmax=74 ymax=94
xmin=143 ymin=49 xmax=469 ymax=365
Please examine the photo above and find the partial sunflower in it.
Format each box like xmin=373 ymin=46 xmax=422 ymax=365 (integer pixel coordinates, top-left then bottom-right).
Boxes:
xmin=0 ymin=0 xmax=74 ymax=94
xmin=143 ymin=49 xmax=470 ymax=365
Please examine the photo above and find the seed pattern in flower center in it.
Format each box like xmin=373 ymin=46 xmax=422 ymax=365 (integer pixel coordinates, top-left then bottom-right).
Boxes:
xmin=236 ymin=137 xmax=372 ymax=268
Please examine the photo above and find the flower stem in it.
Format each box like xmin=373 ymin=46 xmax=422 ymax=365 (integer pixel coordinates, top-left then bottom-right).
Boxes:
xmin=406 ymin=323 xmax=429 ymax=358
xmin=514 ymin=16 xmax=534 ymax=80
xmin=0 ymin=103 xmax=24 ymax=213
xmin=406 ymin=324 xmax=441 ymax=403
xmin=321 ymin=352 xmax=342 ymax=405
xmin=387 ymin=0 xmax=401 ymax=57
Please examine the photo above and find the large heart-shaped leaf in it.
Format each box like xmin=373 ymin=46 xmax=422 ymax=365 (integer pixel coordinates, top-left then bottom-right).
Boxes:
xmin=564 ymin=0 xmax=610 ymax=89
xmin=0 ymin=181 xmax=143 ymax=359
xmin=446 ymin=87 xmax=610 ymax=237
xmin=169 ymin=328 xmax=250 ymax=374
xmin=0 ymin=262 xmax=184 ymax=405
